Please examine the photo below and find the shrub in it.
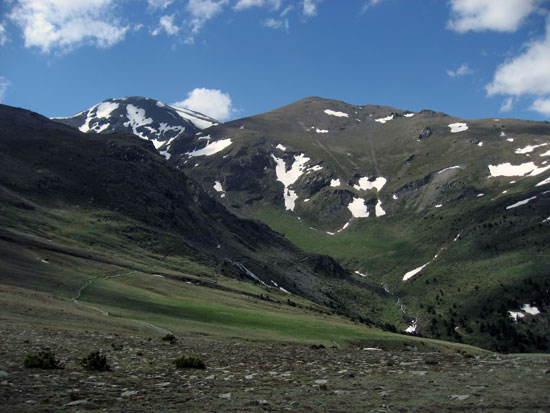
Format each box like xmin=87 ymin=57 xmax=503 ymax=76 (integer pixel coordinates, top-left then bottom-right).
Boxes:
xmin=161 ymin=334 xmax=177 ymax=344
xmin=24 ymin=351 xmax=63 ymax=369
xmin=174 ymin=356 xmax=206 ymax=369
xmin=80 ymin=351 xmax=110 ymax=371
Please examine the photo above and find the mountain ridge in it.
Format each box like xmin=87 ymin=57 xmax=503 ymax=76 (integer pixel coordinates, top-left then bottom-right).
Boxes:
xmin=31 ymin=95 xmax=550 ymax=351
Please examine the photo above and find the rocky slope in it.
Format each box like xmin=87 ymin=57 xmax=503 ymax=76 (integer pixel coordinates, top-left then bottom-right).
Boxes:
xmin=0 ymin=103 xmax=399 ymax=329
xmin=163 ymin=97 xmax=550 ymax=352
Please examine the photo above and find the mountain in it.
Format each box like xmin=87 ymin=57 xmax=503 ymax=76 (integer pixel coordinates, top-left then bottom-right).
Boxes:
xmin=0 ymin=103 xmax=402 ymax=332
xmin=53 ymin=96 xmax=218 ymax=156
xmin=163 ymin=97 xmax=550 ymax=352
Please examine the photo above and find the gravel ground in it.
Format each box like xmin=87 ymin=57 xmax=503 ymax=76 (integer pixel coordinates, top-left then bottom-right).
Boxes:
xmin=1 ymin=325 xmax=549 ymax=412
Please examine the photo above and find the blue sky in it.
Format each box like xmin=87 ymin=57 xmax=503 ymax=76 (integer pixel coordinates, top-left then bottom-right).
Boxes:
xmin=0 ymin=0 xmax=549 ymax=121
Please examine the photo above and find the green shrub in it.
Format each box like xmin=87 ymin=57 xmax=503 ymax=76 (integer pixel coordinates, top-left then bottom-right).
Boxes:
xmin=80 ymin=351 xmax=110 ymax=371
xmin=174 ymin=356 xmax=206 ymax=369
xmin=24 ymin=351 xmax=63 ymax=369
xmin=161 ymin=334 xmax=177 ymax=344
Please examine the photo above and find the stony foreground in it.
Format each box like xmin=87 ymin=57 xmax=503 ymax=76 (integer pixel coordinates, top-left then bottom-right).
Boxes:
xmin=1 ymin=326 xmax=549 ymax=412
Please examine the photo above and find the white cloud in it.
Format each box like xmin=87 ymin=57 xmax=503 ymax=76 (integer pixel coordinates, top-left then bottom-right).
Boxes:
xmin=531 ymin=98 xmax=550 ymax=116
xmin=280 ymin=5 xmax=294 ymax=17
xmin=447 ymin=0 xmax=540 ymax=33
xmin=0 ymin=23 xmax=7 ymax=46
xmin=446 ymin=63 xmax=473 ymax=78
xmin=361 ymin=0 xmax=382 ymax=14
xmin=234 ymin=0 xmax=282 ymax=11
xmin=147 ymin=0 xmax=174 ymax=9
xmin=302 ymin=0 xmax=319 ymax=17
xmin=173 ymin=88 xmax=233 ymax=121
xmin=500 ymin=97 xmax=514 ymax=112
xmin=0 ymin=76 xmax=10 ymax=103
xmin=485 ymin=21 xmax=550 ymax=116
xmin=152 ymin=14 xmax=180 ymax=36
xmin=486 ymin=26 xmax=550 ymax=97
xmin=8 ymin=0 xmax=129 ymax=53
xmin=186 ymin=0 xmax=229 ymax=38
xmin=263 ymin=17 xmax=288 ymax=31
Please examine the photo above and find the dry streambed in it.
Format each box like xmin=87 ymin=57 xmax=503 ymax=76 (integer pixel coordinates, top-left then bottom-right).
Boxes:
xmin=1 ymin=326 xmax=549 ymax=412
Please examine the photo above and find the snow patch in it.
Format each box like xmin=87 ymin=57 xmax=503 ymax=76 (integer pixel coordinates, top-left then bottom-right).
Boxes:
xmin=353 ymin=176 xmax=387 ymax=192
xmin=213 ymin=181 xmax=226 ymax=198
xmin=405 ymin=320 xmax=417 ymax=333
xmin=375 ymin=115 xmax=394 ymax=124
xmin=506 ymin=196 xmax=537 ymax=210
xmin=159 ymin=150 xmax=171 ymax=160
xmin=448 ymin=122 xmax=468 ymax=133
xmin=478 ymin=142 xmax=483 ymax=147
xmin=276 ymin=144 xmax=286 ymax=151
xmin=330 ymin=178 xmax=341 ymax=187
xmin=324 ymin=109 xmax=349 ymax=118
xmin=347 ymin=197 xmax=369 ymax=218
xmin=375 ymin=199 xmax=386 ymax=217
xmin=354 ymin=271 xmax=367 ymax=278
xmin=489 ymin=162 xmax=550 ymax=177
xmin=435 ymin=204 xmax=443 ymax=208
xmin=438 ymin=165 xmax=460 ymax=174
xmin=477 ymin=193 xmax=485 ymax=197
xmin=271 ymin=153 xmax=311 ymax=211
xmin=186 ymin=139 xmax=232 ymax=157
xmin=403 ymin=263 xmax=429 ymax=281
xmin=515 ymin=143 xmax=549 ymax=154
xmin=536 ymin=176 xmax=550 ymax=187
xmin=522 ymin=304 xmax=540 ymax=316
xmin=392 ymin=194 xmax=398 ymax=200
xmin=404 ymin=113 xmax=415 ymax=118
xmin=540 ymin=150 xmax=550 ymax=157
xmin=123 ymin=104 xmax=153 ymax=140
xmin=315 ymin=128 xmax=329 ymax=134
xmin=508 ymin=311 xmax=524 ymax=321
xmin=96 ymin=101 xmax=119 ymax=118
xmin=509 ymin=304 xmax=541 ymax=321
xmin=171 ymin=106 xmax=216 ymax=129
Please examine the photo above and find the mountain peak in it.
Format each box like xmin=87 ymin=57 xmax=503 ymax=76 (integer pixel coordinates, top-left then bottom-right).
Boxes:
xmin=53 ymin=96 xmax=219 ymax=151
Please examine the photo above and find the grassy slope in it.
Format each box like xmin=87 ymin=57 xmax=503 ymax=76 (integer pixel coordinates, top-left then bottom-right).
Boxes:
xmin=0 ymin=195 xmax=486 ymax=354
xmin=176 ymin=102 xmax=550 ymax=351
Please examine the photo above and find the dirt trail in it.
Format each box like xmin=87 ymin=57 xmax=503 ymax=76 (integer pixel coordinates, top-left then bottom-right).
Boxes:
xmin=72 ymin=270 xmax=172 ymax=335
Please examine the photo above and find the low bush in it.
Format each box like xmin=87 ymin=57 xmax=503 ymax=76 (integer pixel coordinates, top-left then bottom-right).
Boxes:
xmin=80 ymin=351 xmax=110 ymax=371
xmin=161 ymin=334 xmax=177 ymax=344
xmin=24 ymin=351 xmax=63 ymax=369
xmin=174 ymin=356 xmax=206 ymax=369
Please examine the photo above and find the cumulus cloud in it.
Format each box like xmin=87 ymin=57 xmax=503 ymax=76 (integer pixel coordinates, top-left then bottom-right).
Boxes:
xmin=447 ymin=0 xmax=540 ymax=33
xmin=0 ymin=76 xmax=11 ymax=103
xmin=446 ymin=63 xmax=473 ymax=78
xmin=530 ymin=98 xmax=550 ymax=116
xmin=486 ymin=27 xmax=550 ymax=98
xmin=8 ymin=0 xmax=129 ymax=53
xmin=152 ymin=14 xmax=180 ymax=36
xmin=173 ymin=88 xmax=233 ymax=121
xmin=234 ymin=0 xmax=282 ymax=11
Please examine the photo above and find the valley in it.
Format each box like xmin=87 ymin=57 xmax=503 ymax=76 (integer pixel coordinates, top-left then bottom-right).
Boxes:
xmin=0 ymin=97 xmax=549 ymax=411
